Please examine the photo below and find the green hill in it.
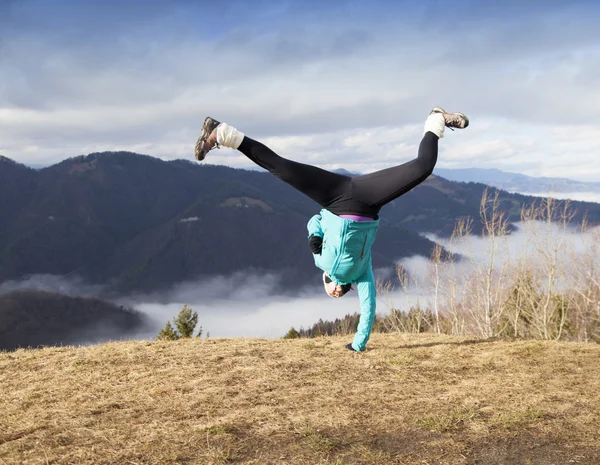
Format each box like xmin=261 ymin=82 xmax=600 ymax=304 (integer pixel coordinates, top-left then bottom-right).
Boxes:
xmin=1 ymin=334 xmax=598 ymax=464
xmin=0 ymin=290 xmax=149 ymax=351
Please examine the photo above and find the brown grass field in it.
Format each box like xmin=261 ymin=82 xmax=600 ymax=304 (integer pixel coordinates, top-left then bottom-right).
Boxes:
xmin=1 ymin=333 xmax=599 ymax=465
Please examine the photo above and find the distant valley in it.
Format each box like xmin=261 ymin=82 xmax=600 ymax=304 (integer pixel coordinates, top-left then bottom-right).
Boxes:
xmin=434 ymin=167 xmax=600 ymax=196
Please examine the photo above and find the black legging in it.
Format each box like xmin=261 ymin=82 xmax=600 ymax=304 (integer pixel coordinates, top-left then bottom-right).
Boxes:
xmin=237 ymin=131 xmax=439 ymax=218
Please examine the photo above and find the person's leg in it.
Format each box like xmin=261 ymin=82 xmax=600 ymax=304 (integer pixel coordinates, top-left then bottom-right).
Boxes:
xmin=351 ymin=130 xmax=439 ymax=212
xmin=237 ymin=136 xmax=352 ymax=208
xmin=200 ymin=120 xmax=353 ymax=209
xmin=347 ymin=109 xmax=468 ymax=216
xmin=194 ymin=111 xmax=467 ymax=215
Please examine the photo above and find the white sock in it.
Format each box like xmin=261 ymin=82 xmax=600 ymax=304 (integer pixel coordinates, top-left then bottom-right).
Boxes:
xmin=216 ymin=123 xmax=245 ymax=149
xmin=423 ymin=113 xmax=445 ymax=139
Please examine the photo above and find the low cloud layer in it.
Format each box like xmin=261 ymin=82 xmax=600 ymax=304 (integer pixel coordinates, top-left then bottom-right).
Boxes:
xmin=2 ymin=216 xmax=600 ymax=343
xmin=120 ymin=220 xmax=600 ymax=340
xmin=0 ymin=274 xmax=105 ymax=297
xmin=516 ymin=192 xmax=600 ymax=204
xmin=394 ymin=220 xmax=600 ymax=312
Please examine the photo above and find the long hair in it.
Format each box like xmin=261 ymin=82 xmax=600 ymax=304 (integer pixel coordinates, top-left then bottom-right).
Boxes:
xmin=339 ymin=283 xmax=353 ymax=296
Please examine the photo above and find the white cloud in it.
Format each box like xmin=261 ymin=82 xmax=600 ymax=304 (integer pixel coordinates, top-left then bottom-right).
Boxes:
xmin=1 ymin=1 xmax=600 ymax=181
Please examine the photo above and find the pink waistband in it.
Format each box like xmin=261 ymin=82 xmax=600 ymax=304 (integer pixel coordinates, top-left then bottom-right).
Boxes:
xmin=339 ymin=214 xmax=374 ymax=222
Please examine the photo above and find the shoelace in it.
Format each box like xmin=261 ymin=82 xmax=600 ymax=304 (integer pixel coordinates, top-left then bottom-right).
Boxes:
xmin=205 ymin=133 xmax=220 ymax=151
xmin=445 ymin=114 xmax=465 ymax=131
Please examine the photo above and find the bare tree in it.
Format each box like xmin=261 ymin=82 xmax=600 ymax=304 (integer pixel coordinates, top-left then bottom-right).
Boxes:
xmin=457 ymin=189 xmax=510 ymax=338
xmin=375 ymin=189 xmax=600 ymax=343
xmin=568 ymin=217 xmax=600 ymax=342
xmin=428 ymin=243 xmax=443 ymax=334
xmin=444 ymin=217 xmax=473 ymax=336
xmin=520 ymin=198 xmax=575 ymax=340
xmin=376 ymin=264 xmax=429 ymax=334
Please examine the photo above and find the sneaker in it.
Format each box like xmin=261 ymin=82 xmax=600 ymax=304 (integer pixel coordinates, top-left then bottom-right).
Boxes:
xmin=430 ymin=107 xmax=469 ymax=130
xmin=194 ymin=117 xmax=221 ymax=161
xmin=345 ymin=343 xmax=360 ymax=352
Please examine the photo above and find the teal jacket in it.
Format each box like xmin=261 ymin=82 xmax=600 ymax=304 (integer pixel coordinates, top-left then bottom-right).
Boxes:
xmin=307 ymin=209 xmax=380 ymax=351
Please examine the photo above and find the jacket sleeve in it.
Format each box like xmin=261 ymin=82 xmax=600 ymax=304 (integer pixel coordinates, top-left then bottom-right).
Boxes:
xmin=307 ymin=213 xmax=323 ymax=239
xmin=351 ymin=260 xmax=377 ymax=351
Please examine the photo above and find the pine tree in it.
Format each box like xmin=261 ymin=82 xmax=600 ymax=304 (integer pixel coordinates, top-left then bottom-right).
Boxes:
xmin=157 ymin=305 xmax=204 ymax=340
xmin=157 ymin=321 xmax=180 ymax=340
xmin=173 ymin=304 xmax=199 ymax=338
xmin=283 ymin=327 xmax=301 ymax=339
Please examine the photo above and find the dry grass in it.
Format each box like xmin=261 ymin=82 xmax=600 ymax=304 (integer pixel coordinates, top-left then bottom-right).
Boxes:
xmin=1 ymin=333 xmax=599 ymax=464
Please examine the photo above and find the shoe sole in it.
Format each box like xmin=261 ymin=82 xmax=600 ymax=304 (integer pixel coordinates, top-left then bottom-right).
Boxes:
xmin=431 ymin=108 xmax=469 ymax=129
xmin=451 ymin=113 xmax=469 ymax=129
xmin=194 ymin=117 xmax=218 ymax=161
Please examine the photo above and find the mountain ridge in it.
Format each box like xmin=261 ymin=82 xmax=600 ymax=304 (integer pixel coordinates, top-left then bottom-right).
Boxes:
xmin=434 ymin=167 xmax=600 ymax=193
xmin=2 ymin=151 xmax=600 ymax=296
xmin=8 ymin=154 xmax=600 ymax=193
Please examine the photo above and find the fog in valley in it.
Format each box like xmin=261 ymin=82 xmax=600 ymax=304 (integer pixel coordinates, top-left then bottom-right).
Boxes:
xmin=3 ymin=194 xmax=600 ymax=345
xmin=513 ymin=192 xmax=600 ymax=204
xmin=124 ymin=214 xmax=600 ymax=341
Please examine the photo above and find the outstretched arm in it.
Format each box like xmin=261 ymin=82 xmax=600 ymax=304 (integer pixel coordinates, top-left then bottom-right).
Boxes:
xmin=351 ymin=261 xmax=376 ymax=351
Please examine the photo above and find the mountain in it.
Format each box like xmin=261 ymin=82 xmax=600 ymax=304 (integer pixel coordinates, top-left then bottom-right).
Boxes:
xmin=0 ymin=157 xmax=38 ymax=245
xmin=434 ymin=167 xmax=600 ymax=194
xmin=0 ymin=290 xmax=150 ymax=351
xmin=2 ymin=152 xmax=600 ymax=296
xmin=0 ymin=152 xmax=439 ymax=295
xmin=333 ymin=168 xmax=360 ymax=177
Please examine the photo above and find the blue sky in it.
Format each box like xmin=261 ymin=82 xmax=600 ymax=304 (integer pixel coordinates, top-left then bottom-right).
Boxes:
xmin=1 ymin=0 xmax=599 ymax=180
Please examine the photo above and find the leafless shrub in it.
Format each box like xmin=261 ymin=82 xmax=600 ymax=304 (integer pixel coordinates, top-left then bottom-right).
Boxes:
xmin=446 ymin=189 xmax=511 ymax=338
xmin=376 ymin=264 xmax=432 ymax=333
xmin=566 ymin=218 xmax=600 ymax=342
xmin=376 ymin=189 xmax=600 ymax=343
xmin=429 ymin=243 xmax=443 ymax=334
xmin=516 ymin=198 xmax=576 ymax=340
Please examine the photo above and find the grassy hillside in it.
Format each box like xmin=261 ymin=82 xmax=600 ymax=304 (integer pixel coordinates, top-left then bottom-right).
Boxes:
xmin=1 ymin=334 xmax=599 ymax=464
